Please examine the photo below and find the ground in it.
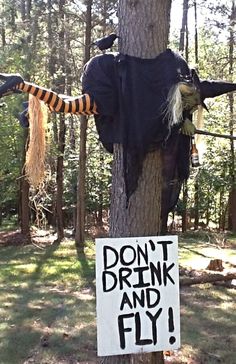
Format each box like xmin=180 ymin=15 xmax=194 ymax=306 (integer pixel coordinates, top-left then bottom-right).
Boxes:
xmin=0 ymin=229 xmax=235 ymax=364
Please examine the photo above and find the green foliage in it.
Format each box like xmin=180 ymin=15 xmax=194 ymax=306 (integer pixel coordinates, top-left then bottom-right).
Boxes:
xmin=0 ymin=99 xmax=24 ymax=219
xmin=86 ymin=121 xmax=112 ymax=215
xmin=0 ymin=0 xmax=235 ymax=231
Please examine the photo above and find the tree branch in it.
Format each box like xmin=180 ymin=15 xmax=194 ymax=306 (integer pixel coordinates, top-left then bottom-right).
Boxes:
xmin=195 ymin=128 xmax=236 ymax=140
xmin=180 ymin=272 xmax=236 ymax=286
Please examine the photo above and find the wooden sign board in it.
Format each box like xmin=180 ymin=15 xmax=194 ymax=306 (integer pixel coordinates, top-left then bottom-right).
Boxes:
xmin=96 ymin=236 xmax=180 ymax=356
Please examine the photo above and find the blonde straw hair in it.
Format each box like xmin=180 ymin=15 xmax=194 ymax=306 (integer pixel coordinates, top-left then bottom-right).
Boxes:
xmin=25 ymin=95 xmax=48 ymax=188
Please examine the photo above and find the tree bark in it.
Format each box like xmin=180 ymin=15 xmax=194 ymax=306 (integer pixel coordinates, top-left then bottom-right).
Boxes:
xmin=194 ymin=177 xmax=199 ymax=230
xmin=56 ymin=115 xmax=66 ymax=241
xmin=194 ymin=0 xmax=199 ymax=66
xmin=182 ymin=181 xmax=188 ymax=232
xmin=179 ymin=0 xmax=189 ymax=60
xmin=75 ymin=0 xmax=92 ymax=248
xmin=55 ymin=0 xmax=67 ymax=242
xmin=180 ymin=272 xmax=236 ymax=287
xmin=19 ymin=1 xmax=32 ymax=239
xmin=19 ymin=127 xmax=30 ymax=239
xmin=179 ymin=1 xmax=189 ymax=233
xmin=227 ymin=0 xmax=236 ymax=232
xmin=110 ymin=146 xmax=162 ymax=237
xmin=105 ymin=1 xmax=172 ymax=363
xmin=75 ymin=115 xmax=88 ymax=246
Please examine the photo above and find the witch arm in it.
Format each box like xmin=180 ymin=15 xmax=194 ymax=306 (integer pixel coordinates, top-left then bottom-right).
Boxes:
xmin=0 ymin=74 xmax=98 ymax=115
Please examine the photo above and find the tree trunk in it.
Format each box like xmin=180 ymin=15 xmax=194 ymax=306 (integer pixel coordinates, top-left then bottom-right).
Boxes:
xmin=20 ymin=129 xmax=31 ymax=239
xmin=20 ymin=172 xmax=31 ymax=239
xmin=19 ymin=2 xmax=32 ymax=239
xmin=228 ymin=188 xmax=236 ymax=231
xmin=110 ymin=146 xmax=162 ymax=237
xmin=180 ymin=272 xmax=236 ymax=287
xmin=97 ymin=146 xmax=105 ymax=227
xmin=75 ymin=0 xmax=92 ymax=248
xmin=179 ymin=0 xmax=189 ymax=60
xmin=206 ymin=186 xmax=211 ymax=227
xmin=217 ymin=166 xmax=226 ymax=230
xmin=194 ymin=178 xmax=199 ymax=230
xmin=182 ymin=181 xmax=188 ymax=232
xmin=194 ymin=0 xmax=199 ymax=66
xmin=55 ymin=0 xmax=67 ymax=242
xmin=179 ymin=1 xmax=189 ymax=233
xmin=227 ymin=0 xmax=236 ymax=232
xmin=75 ymin=115 xmax=88 ymax=246
xmin=56 ymin=115 xmax=66 ymax=241
xmin=105 ymin=1 xmax=172 ymax=363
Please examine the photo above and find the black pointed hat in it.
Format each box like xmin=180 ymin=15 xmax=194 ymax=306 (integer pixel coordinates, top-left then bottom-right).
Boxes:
xmin=191 ymin=68 xmax=236 ymax=101
xmin=200 ymin=80 xmax=236 ymax=100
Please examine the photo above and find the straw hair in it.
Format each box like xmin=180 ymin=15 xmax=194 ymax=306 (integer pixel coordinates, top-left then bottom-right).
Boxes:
xmin=165 ymin=83 xmax=204 ymax=131
xmin=25 ymin=95 xmax=48 ymax=188
xmin=165 ymin=84 xmax=183 ymax=127
xmin=195 ymin=105 xmax=204 ymax=143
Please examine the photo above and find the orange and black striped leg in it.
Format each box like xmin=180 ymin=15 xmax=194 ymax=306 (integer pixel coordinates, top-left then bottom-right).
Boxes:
xmin=0 ymin=73 xmax=98 ymax=115
xmin=16 ymin=82 xmax=98 ymax=115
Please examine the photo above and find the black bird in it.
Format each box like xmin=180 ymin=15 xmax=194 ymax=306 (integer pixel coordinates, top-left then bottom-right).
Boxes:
xmin=91 ymin=33 xmax=119 ymax=51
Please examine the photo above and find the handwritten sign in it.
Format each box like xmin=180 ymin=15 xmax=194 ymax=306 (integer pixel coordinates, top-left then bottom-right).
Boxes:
xmin=96 ymin=236 xmax=180 ymax=356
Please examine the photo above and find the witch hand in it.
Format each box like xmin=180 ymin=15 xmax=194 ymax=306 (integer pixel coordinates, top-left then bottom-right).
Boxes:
xmin=181 ymin=119 xmax=196 ymax=136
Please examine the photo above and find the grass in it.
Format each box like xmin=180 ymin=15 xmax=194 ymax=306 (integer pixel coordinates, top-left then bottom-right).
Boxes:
xmin=0 ymin=232 xmax=235 ymax=363
xmin=178 ymin=233 xmax=236 ymax=364
xmin=0 ymin=239 xmax=96 ymax=364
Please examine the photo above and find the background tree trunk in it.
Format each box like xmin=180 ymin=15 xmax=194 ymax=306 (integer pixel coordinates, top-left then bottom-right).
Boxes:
xmin=194 ymin=177 xmax=199 ymax=230
xmin=227 ymin=0 xmax=236 ymax=232
xmin=182 ymin=181 xmax=188 ymax=232
xmin=105 ymin=1 xmax=172 ymax=363
xmin=75 ymin=0 xmax=92 ymax=248
xmin=179 ymin=0 xmax=189 ymax=56
xmin=179 ymin=0 xmax=190 ymax=233
xmin=55 ymin=0 xmax=67 ymax=242
xmin=20 ymin=131 xmax=31 ymax=239
xmin=19 ymin=0 xmax=32 ymax=239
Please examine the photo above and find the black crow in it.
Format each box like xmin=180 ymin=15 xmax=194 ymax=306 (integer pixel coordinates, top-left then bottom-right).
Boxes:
xmin=91 ymin=33 xmax=119 ymax=51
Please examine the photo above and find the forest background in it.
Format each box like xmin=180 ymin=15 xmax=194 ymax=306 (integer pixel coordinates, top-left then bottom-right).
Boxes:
xmin=0 ymin=0 xmax=235 ymax=243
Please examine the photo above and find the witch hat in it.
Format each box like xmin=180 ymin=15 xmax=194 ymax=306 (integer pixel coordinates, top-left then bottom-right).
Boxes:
xmin=200 ymin=79 xmax=236 ymax=100
xmin=189 ymin=68 xmax=236 ymax=109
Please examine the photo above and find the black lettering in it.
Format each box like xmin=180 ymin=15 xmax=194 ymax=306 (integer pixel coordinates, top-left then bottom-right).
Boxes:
xmin=157 ymin=240 xmax=173 ymax=261
xmin=120 ymin=245 xmax=136 ymax=266
xmin=163 ymin=262 xmax=175 ymax=286
xmin=146 ymin=308 xmax=163 ymax=345
xmin=137 ymin=243 xmax=148 ymax=265
xmin=120 ymin=292 xmax=133 ymax=310
xmin=149 ymin=239 xmax=156 ymax=251
xmin=150 ymin=261 xmax=162 ymax=286
xmin=135 ymin=312 xmax=152 ymax=346
xmin=103 ymin=246 xmax=119 ymax=269
xmin=168 ymin=307 xmax=174 ymax=332
xmin=133 ymin=266 xmax=151 ymax=288
xmin=102 ymin=271 xmax=117 ymax=292
xmin=118 ymin=313 xmax=134 ymax=349
xmin=132 ymin=289 xmax=145 ymax=308
xmin=119 ymin=268 xmax=132 ymax=290
xmin=146 ymin=288 xmax=160 ymax=308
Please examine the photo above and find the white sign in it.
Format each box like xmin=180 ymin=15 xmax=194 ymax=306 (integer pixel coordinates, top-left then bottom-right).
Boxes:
xmin=96 ymin=236 xmax=180 ymax=356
